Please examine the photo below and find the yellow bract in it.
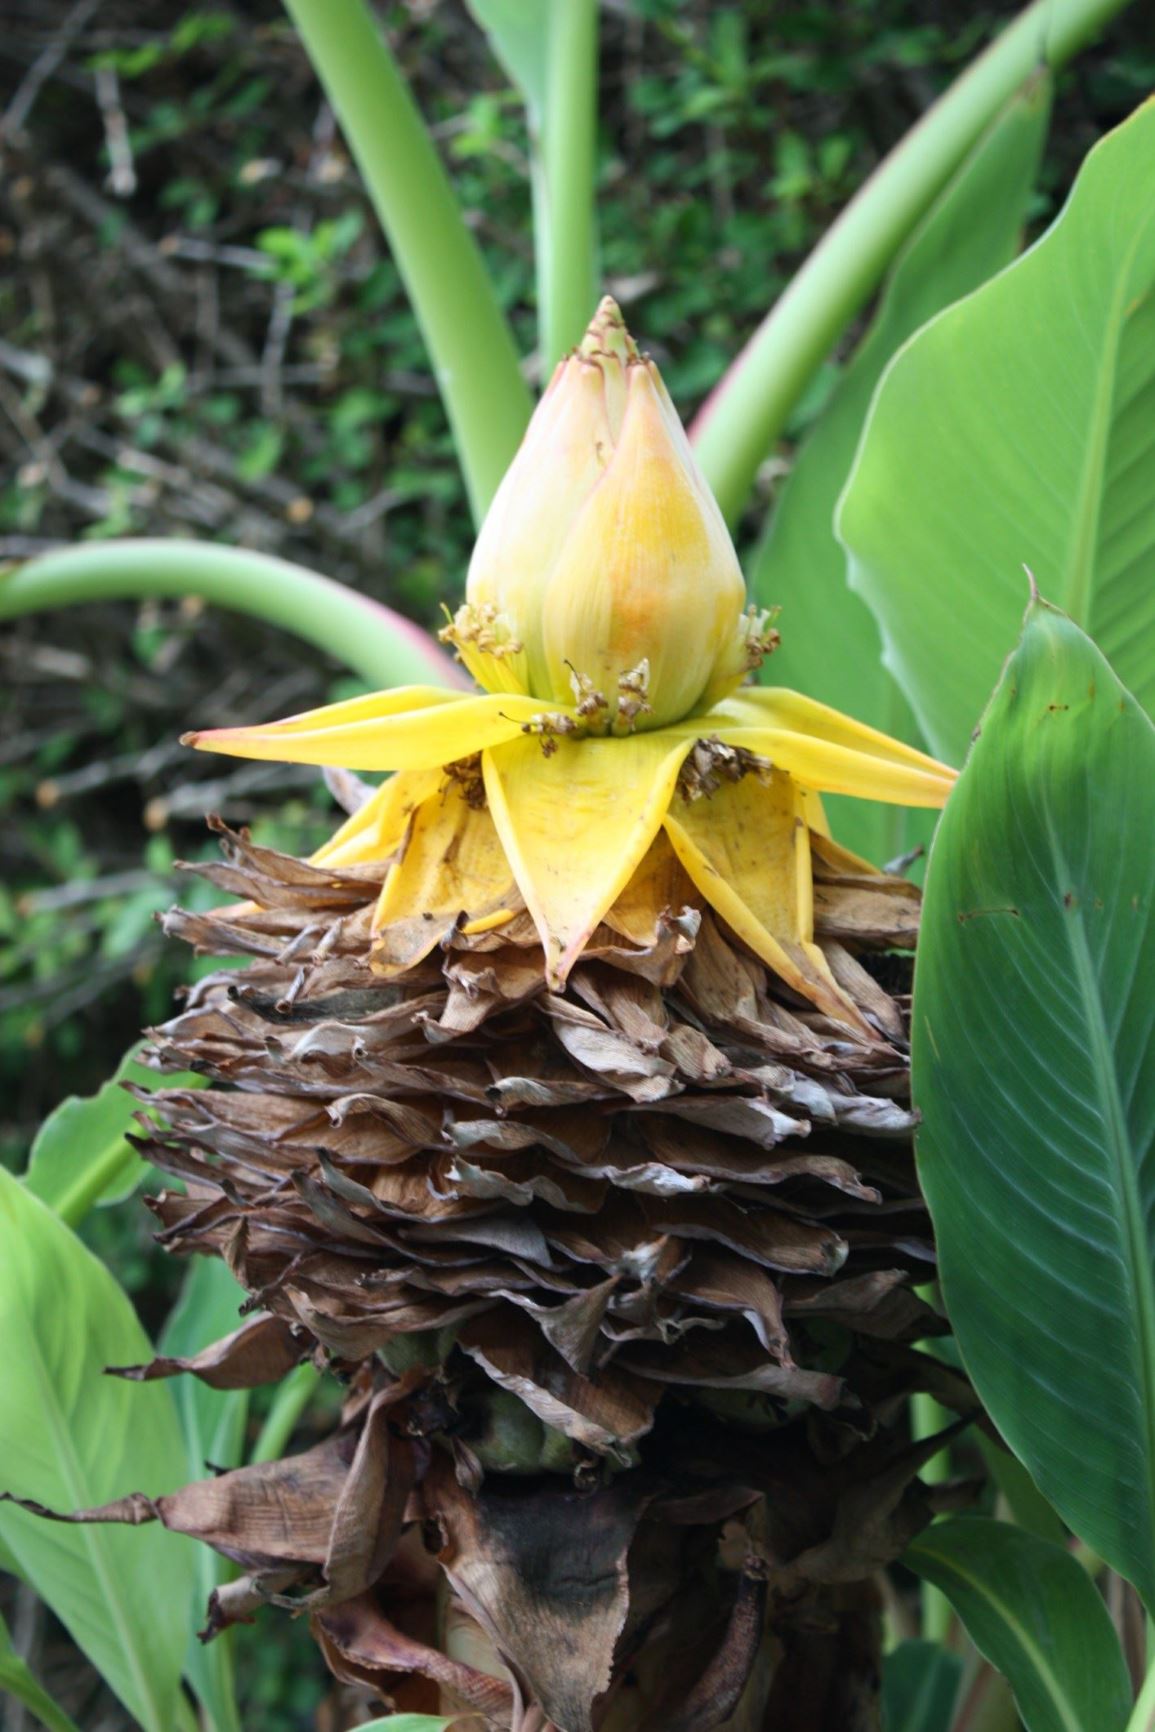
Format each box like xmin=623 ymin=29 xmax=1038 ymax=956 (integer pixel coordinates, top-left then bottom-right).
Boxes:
xmin=483 ymin=731 xmax=693 ymax=985
xmin=186 ymin=675 xmax=956 ymax=1020
xmin=311 ymin=767 xmax=441 ymax=869
xmin=371 ymin=778 xmax=517 ymax=975
xmin=185 ymin=688 xmax=569 ymax=773
xmin=664 ymin=771 xmax=867 ymax=1032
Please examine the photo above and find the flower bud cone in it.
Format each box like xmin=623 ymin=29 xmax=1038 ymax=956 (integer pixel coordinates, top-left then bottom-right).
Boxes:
xmin=465 ymin=356 xmax=613 ymax=696
xmin=541 ymin=358 xmax=745 ymax=726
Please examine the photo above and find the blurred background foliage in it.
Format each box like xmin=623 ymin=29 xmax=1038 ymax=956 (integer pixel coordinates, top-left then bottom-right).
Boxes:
xmin=0 ymin=1 xmax=1151 ymax=1724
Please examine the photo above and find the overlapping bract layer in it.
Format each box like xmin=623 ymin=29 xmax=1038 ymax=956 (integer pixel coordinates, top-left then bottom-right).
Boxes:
xmin=138 ymin=807 xmax=936 ymax=1422
xmin=22 ymin=793 xmax=975 ymax=1730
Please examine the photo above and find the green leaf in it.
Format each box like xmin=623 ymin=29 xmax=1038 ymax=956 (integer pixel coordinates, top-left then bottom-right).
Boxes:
xmin=159 ymin=1259 xmax=250 ymax=1732
xmin=752 ymin=72 xmax=1049 ymax=864
xmin=0 ymin=1168 xmax=199 ymax=1732
xmin=357 ymin=1719 xmax=459 ymax=1731
xmin=913 ymin=601 xmax=1155 ymax=1605
xmin=882 ymin=1639 xmax=963 ymax=1732
xmin=906 ymin=1519 xmax=1131 ymax=1732
xmin=160 ymin=1257 xmax=250 ymax=1482
xmin=0 ymin=1607 xmax=83 ymax=1732
xmin=24 ymin=1041 xmax=202 ymax=1228
xmin=466 ymin=0 xmax=548 ymax=114
xmin=977 ymin=1436 xmax=1068 ymax=1548
xmin=840 ymin=97 xmax=1155 ymax=766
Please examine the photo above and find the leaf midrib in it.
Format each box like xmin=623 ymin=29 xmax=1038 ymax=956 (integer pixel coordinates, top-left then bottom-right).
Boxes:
xmin=1061 ymin=214 xmax=1154 ymax=631
xmin=1046 ymin=816 xmax=1155 ymax=1597
xmin=910 ymin=1543 xmax=1083 ymax=1732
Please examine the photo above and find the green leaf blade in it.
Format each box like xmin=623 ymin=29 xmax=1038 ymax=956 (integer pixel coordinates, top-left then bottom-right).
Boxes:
xmin=25 ymin=1042 xmax=201 ymax=1225
xmin=357 ymin=1719 xmax=460 ymax=1732
xmin=840 ymin=98 xmax=1155 ymax=765
xmin=913 ymin=601 xmax=1155 ymax=1604
xmin=882 ymin=1638 xmax=963 ymax=1732
xmin=906 ymin=1518 xmax=1131 ymax=1732
xmin=0 ymin=1608 xmax=83 ymax=1732
xmin=0 ymin=1169 xmax=199 ymax=1732
xmin=159 ymin=1258 xmax=250 ymax=1732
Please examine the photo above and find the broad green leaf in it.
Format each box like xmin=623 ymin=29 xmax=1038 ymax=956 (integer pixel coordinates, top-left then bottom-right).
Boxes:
xmin=906 ymin=1519 xmax=1131 ymax=1732
xmin=914 ymin=601 xmax=1155 ymax=1604
xmin=160 ymin=1256 xmax=250 ymax=1481
xmin=358 ymin=1719 xmax=459 ymax=1731
xmin=0 ymin=1608 xmax=83 ymax=1732
xmin=0 ymin=1168 xmax=198 ymax=1732
xmin=882 ymin=1639 xmax=962 ymax=1732
xmin=840 ymin=98 xmax=1155 ymax=766
xmin=159 ymin=1258 xmax=249 ymax=1732
xmin=24 ymin=1042 xmax=201 ymax=1227
xmin=752 ymin=72 xmax=1050 ymax=863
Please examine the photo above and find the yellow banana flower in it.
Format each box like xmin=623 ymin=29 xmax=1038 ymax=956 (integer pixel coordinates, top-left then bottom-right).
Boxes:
xmin=185 ymin=298 xmax=953 ymax=1020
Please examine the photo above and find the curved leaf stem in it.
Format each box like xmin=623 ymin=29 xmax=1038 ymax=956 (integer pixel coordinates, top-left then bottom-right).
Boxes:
xmin=281 ymin=0 xmax=532 ymax=523
xmin=0 ymin=541 xmax=463 ymax=690
xmin=691 ymin=0 xmax=1135 ymax=524
xmin=250 ymin=1363 xmax=322 ymax=1466
xmin=1128 ymin=1660 xmax=1155 ymax=1732
xmin=912 ymin=1388 xmax=954 ymax=1644
xmin=541 ymin=0 xmax=600 ymax=366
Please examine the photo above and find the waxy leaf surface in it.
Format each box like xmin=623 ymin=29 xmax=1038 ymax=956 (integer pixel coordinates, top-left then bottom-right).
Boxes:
xmin=914 ymin=603 xmax=1155 ymax=1604
xmin=0 ymin=1169 xmax=197 ymax=1732
xmin=841 ymin=98 xmax=1155 ymax=764
xmin=906 ymin=1518 xmax=1130 ymax=1732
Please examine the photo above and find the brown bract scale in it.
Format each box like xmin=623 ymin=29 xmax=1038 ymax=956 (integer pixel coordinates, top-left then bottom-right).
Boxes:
xmin=19 ymin=804 xmax=979 ymax=1731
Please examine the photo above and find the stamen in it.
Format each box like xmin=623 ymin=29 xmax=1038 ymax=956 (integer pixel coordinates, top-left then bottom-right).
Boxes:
xmin=678 ymin=735 xmax=774 ymax=801
xmin=442 ymin=754 xmax=487 ymax=809
xmin=439 ymin=601 xmax=524 ymax=659
xmin=613 ymin=659 xmax=653 ymax=734
xmin=516 ymin=711 xmax=582 ymax=758
xmin=739 ymin=604 xmax=781 ymax=675
xmin=567 ymin=663 xmax=610 ymax=720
